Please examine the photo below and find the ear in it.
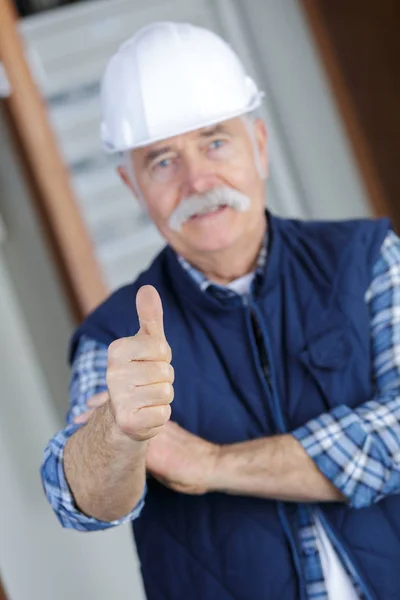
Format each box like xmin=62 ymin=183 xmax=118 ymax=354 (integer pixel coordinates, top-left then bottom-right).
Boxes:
xmin=254 ymin=119 xmax=269 ymax=179
xmin=117 ymin=165 xmax=136 ymax=193
xmin=117 ymin=164 xmax=148 ymax=211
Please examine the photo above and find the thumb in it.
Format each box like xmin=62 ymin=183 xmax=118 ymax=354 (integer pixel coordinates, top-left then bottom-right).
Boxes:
xmin=136 ymin=285 xmax=165 ymax=337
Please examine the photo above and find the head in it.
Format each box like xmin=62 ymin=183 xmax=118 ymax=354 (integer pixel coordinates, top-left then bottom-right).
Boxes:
xmin=101 ymin=21 xmax=268 ymax=263
xmin=118 ymin=115 xmax=268 ymax=260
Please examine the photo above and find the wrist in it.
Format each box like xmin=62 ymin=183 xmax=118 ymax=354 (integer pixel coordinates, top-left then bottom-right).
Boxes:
xmin=206 ymin=443 xmax=225 ymax=493
xmin=99 ymin=400 xmax=149 ymax=456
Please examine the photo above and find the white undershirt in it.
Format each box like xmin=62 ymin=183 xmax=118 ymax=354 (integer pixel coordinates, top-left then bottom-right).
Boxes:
xmin=314 ymin=517 xmax=359 ymax=599
xmin=225 ymin=273 xmax=359 ymax=599
xmin=225 ymin=272 xmax=255 ymax=295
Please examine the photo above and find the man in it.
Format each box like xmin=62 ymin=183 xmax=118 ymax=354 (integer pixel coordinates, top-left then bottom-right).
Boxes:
xmin=41 ymin=22 xmax=400 ymax=600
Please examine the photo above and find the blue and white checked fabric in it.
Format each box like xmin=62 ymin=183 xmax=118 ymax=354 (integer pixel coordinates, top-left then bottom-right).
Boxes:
xmin=41 ymin=229 xmax=400 ymax=598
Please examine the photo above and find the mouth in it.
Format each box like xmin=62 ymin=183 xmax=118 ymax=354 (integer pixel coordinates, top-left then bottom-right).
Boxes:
xmin=189 ymin=205 xmax=229 ymax=221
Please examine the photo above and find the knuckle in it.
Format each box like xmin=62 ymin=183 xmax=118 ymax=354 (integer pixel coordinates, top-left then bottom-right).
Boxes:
xmin=158 ymin=339 xmax=172 ymax=361
xmin=161 ymin=403 xmax=172 ymax=422
xmin=160 ymin=362 xmax=174 ymax=382
xmin=134 ymin=405 xmax=171 ymax=439
xmin=159 ymin=382 xmax=174 ymax=402
xmin=147 ymin=338 xmax=171 ymax=362
xmin=147 ymin=404 xmax=170 ymax=426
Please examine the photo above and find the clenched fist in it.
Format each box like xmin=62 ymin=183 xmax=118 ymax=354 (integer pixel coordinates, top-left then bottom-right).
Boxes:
xmin=107 ymin=285 xmax=174 ymax=442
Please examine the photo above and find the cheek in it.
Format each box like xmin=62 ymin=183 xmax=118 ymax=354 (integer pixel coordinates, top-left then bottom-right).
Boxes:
xmin=219 ymin=156 xmax=260 ymax=193
xmin=134 ymin=171 xmax=178 ymax=224
xmin=146 ymin=192 xmax=178 ymax=226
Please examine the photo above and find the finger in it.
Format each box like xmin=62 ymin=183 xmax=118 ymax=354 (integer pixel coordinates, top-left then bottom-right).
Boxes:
xmin=73 ymin=409 xmax=94 ymax=424
xmin=136 ymin=285 xmax=164 ymax=338
xmin=108 ymin=335 xmax=171 ymax=363
xmin=116 ymin=404 xmax=171 ymax=441
xmin=87 ymin=391 xmax=109 ymax=408
xmin=108 ymin=361 xmax=174 ymax=388
xmin=134 ymin=404 xmax=172 ymax=430
xmin=131 ymin=382 xmax=174 ymax=407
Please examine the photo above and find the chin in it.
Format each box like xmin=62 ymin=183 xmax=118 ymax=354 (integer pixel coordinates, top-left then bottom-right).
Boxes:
xmin=182 ymin=209 xmax=244 ymax=249
xmin=184 ymin=230 xmax=239 ymax=254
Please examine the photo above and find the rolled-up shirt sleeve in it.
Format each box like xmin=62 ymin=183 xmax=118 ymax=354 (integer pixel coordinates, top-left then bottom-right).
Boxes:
xmin=40 ymin=336 xmax=146 ymax=530
xmin=293 ymin=230 xmax=400 ymax=509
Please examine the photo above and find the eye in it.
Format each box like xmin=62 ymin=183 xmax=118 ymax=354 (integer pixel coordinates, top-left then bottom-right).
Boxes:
xmin=150 ymin=155 xmax=176 ymax=174
xmin=210 ymin=139 xmax=226 ymax=150
xmin=149 ymin=154 xmax=179 ymax=182
xmin=156 ymin=158 xmax=172 ymax=169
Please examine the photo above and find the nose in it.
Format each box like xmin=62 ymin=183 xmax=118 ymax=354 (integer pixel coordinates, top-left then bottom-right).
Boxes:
xmin=180 ymin=154 xmax=219 ymax=197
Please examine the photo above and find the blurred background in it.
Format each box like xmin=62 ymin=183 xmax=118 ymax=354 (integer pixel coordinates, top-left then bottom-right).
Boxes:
xmin=0 ymin=0 xmax=399 ymax=598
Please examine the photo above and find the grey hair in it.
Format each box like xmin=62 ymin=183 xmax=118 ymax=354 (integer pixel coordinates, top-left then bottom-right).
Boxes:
xmin=240 ymin=112 xmax=266 ymax=180
xmin=121 ymin=150 xmax=147 ymax=208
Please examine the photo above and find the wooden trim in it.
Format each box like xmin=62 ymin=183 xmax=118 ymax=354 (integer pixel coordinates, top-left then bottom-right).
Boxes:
xmin=0 ymin=0 xmax=107 ymax=321
xmin=300 ymin=0 xmax=390 ymax=219
xmin=0 ymin=577 xmax=8 ymax=600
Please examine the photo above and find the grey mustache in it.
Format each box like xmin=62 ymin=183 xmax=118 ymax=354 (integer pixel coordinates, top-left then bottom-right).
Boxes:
xmin=168 ymin=186 xmax=251 ymax=232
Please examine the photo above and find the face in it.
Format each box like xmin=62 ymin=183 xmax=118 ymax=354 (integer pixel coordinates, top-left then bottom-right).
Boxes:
xmin=118 ymin=117 xmax=268 ymax=259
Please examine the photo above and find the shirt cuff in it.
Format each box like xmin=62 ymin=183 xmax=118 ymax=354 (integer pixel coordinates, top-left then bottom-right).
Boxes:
xmin=41 ymin=424 xmax=146 ymax=531
xmin=292 ymin=404 xmax=380 ymax=508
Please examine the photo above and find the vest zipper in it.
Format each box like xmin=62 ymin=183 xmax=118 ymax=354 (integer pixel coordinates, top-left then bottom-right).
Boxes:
xmin=247 ymin=301 xmax=286 ymax=432
xmin=246 ymin=298 xmax=307 ymax=600
xmin=248 ymin=298 xmax=374 ymax=600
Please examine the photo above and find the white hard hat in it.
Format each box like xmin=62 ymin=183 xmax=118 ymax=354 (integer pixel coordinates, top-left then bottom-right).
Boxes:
xmin=100 ymin=21 xmax=264 ymax=153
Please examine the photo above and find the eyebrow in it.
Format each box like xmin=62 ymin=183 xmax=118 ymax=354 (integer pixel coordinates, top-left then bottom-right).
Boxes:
xmin=199 ymin=124 xmax=226 ymax=138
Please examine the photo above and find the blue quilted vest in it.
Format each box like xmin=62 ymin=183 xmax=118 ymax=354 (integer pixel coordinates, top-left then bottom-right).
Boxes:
xmin=71 ymin=214 xmax=399 ymax=600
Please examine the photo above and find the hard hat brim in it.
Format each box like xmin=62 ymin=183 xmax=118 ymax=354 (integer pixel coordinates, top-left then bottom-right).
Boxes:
xmin=102 ymin=92 xmax=264 ymax=154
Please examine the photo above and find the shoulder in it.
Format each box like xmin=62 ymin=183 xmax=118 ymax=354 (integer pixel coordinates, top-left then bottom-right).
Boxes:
xmin=272 ymin=213 xmax=391 ymax=267
xmin=274 ymin=213 xmax=390 ymax=244
xmin=268 ymin=213 xmax=392 ymax=298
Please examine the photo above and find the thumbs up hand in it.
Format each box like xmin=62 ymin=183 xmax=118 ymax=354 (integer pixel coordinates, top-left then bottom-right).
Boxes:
xmin=106 ymin=285 xmax=174 ymax=442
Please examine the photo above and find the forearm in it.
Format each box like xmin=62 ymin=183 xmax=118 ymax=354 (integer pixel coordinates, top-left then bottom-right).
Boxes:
xmin=64 ymin=400 xmax=147 ymax=521
xmin=210 ymin=434 xmax=346 ymax=503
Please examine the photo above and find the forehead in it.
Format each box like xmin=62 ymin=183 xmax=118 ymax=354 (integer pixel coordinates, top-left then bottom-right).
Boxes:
xmin=134 ymin=117 xmax=247 ymax=159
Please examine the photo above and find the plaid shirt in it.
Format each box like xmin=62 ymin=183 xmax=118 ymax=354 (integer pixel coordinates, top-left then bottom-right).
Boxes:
xmin=41 ymin=229 xmax=400 ymax=599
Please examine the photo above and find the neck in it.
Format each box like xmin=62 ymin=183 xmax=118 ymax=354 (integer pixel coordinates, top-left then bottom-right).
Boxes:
xmin=183 ymin=216 xmax=267 ymax=286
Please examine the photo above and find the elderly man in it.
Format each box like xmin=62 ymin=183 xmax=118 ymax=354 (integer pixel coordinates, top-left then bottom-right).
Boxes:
xmin=41 ymin=22 xmax=400 ymax=600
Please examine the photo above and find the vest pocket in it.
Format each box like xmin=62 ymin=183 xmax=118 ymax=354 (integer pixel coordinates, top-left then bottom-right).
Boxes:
xmin=302 ymin=328 xmax=351 ymax=371
xmin=297 ymin=325 xmax=368 ymax=411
